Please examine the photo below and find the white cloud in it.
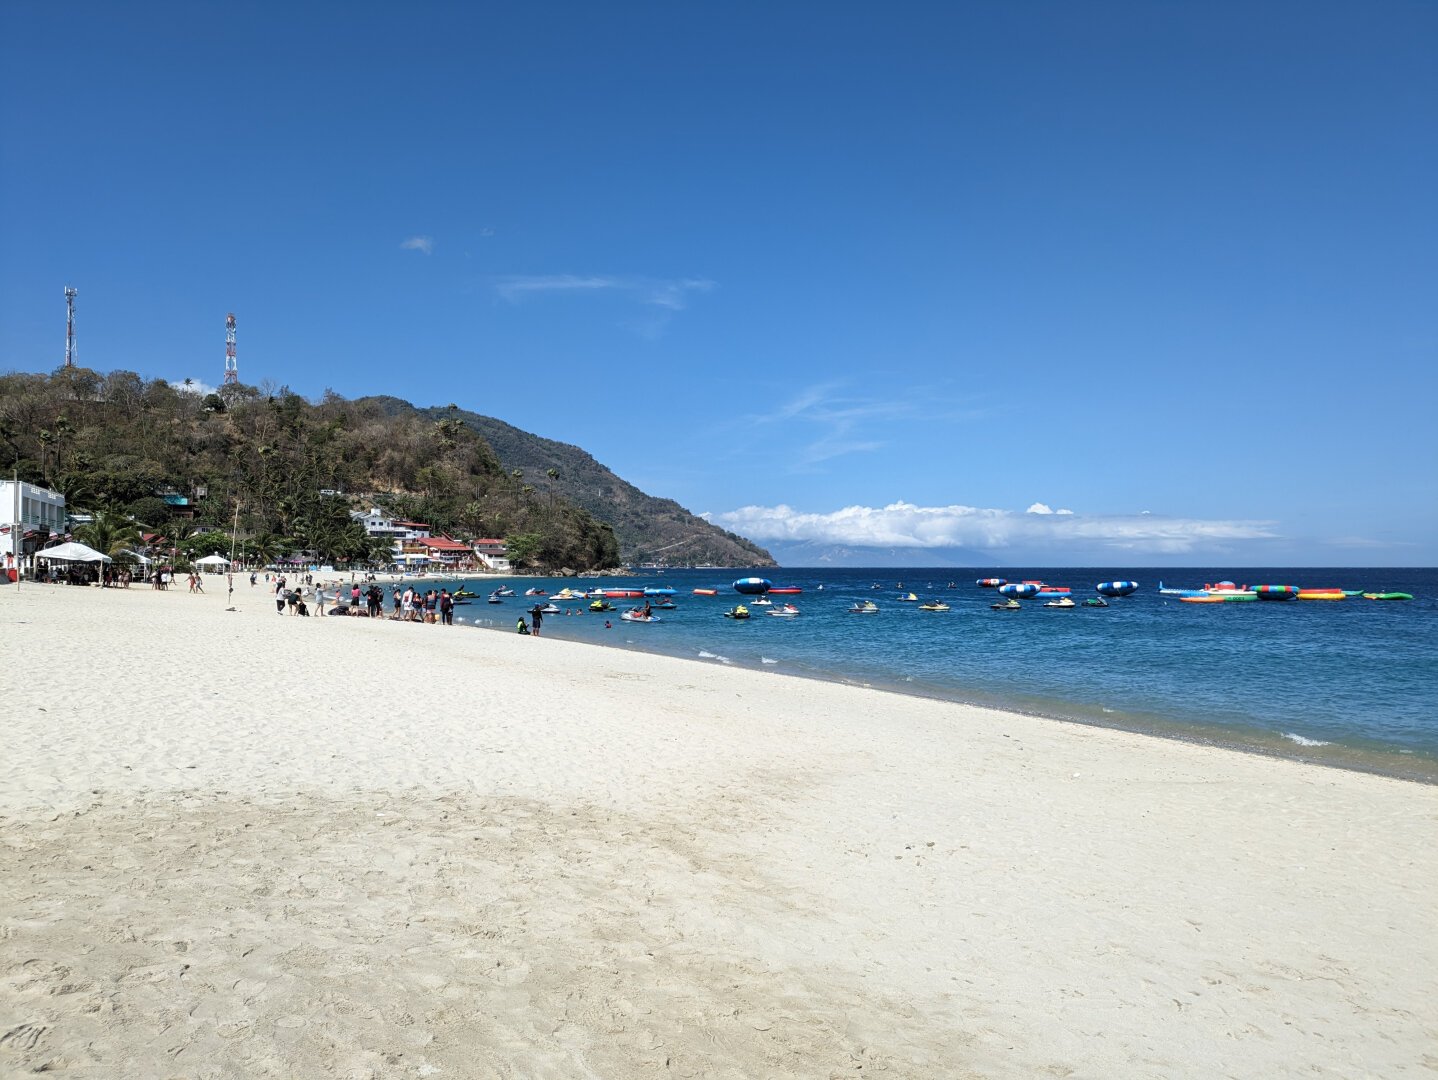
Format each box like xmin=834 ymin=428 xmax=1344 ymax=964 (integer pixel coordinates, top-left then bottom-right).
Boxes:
xmin=170 ymin=378 xmax=217 ymax=396
xmin=710 ymin=501 xmax=1281 ymax=555
xmin=401 ymin=235 xmax=434 ymax=255
xmin=493 ymin=274 xmax=714 ymax=309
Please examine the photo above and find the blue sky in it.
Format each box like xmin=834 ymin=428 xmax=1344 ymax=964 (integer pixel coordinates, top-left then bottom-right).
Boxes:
xmin=2 ymin=2 xmax=1434 ymax=564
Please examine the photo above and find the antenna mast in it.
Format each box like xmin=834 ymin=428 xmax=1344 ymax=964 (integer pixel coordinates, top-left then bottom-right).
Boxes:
xmin=224 ymin=312 xmax=238 ymax=385
xmin=64 ymin=287 xmax=77 ymax=367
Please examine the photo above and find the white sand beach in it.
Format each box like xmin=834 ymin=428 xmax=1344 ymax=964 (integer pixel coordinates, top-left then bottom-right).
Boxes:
xmin=2 ymin=583 xmax=1435 ymax=1078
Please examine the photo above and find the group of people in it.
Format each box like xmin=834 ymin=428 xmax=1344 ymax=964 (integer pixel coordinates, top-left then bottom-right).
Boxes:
xmin=392 ymin=585 xmax=455 ymax=624
xmin=262 ymin=574 xmax=462 ymax=625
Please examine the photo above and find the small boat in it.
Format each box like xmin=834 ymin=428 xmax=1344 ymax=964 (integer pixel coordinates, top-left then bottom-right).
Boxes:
xmin=492 ymin=586 xmax=516 ymax=596
xmin=621 ymin=610 xmax=660 ymax=623
xmin=898 ymin=592 xmax=919 ymax=602
xmin=550 ymin=588 xmax=584 ymax=602
xmin=589 ymin=599 xmax=615 ymax=612
xmin=991 ymin=599 xmax=1021 ymax=611
xmin=524 ymin=587 xmax=548 ymax=596
xmin=452 ymin=588 xmax=480 ymax=599
xmin=487 ymin=594 xmax=504 ymax=604
xmin=849 ymin=601 xmax=880 ymax=614
xmin=723 ymin=605 xmax=751 ymax=620
xmin=692 ymin=588 xmax=718 ymax=596
xmin=1363 ymin=592 xmax=1413 ymax=601
xmin=1044 ymin=596 xmax=1077 ymax=609
xmin=655 ymin=600 xmax=677 ymax=609
xmin=767 ymin=604 xmax=800 ymax=618
xmin=1082 ymin=597 xmax=1108 ymax=607
xmin=751 ymin=597 xmax=773 ymax=606
xmin=767 ymin=586 xmax=803 ymax=595
xmin=918 ymin=601 xmax=950 ymax=612
xmin=537 ymin=603 xmax=561 ymax=614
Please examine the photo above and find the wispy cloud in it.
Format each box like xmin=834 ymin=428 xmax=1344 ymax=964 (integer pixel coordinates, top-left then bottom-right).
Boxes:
xmin=400 ymin=235 xmax=434 ymax=255
xmin=740 ymin=382 xmax=919 ymax=469
xmin=493 ymin=274 xmax=714 ymax=310
xmin=711 ymin=501 xmax=1281 ymax=555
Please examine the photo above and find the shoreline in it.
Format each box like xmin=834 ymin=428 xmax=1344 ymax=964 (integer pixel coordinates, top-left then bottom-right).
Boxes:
xmin=4 ymin=583 xmax=1435 ymax=1076
xmin=126 ymin=571 xmax=1438 ymax=783
xmin=427 ymin=599 xmax=1438 ymax=786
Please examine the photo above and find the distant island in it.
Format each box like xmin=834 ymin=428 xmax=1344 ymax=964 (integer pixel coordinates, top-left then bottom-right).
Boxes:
xmin=0 ymin=367 xmax=775 ymax=572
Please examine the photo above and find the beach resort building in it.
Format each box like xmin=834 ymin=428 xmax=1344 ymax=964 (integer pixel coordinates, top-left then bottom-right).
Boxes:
xmin=351 ymin=509 xmax=437 ymax=569
xmin=1 ymin=480 xmax=66 ymax=577
xmin=472 ymin=538 xmax=510 ymax=572
xmin=410 ymin=535 xmax=476 ymax=570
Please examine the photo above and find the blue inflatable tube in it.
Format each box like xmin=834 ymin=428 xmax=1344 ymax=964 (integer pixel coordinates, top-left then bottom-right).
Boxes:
xmin=1096 ymin=581 xmax=1139 ymax=597
xmin=733 ymin=577 xmax=772 ymax=595
xmin=998 ymin=583 xmax=1039 ymax=599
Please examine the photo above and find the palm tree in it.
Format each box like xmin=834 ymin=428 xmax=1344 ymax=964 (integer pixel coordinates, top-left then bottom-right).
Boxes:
xmin=74 ymin=509 xmax=143 ymax=558
xmin=151 ymin=520 xmax=195 ymax=565
xmin=246 ymin=532 xmax=285 ymax=568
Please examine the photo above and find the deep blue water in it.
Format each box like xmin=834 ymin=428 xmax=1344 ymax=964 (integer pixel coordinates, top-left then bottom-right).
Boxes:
xmin=425 ymin=567 xmax=1437 ymax=781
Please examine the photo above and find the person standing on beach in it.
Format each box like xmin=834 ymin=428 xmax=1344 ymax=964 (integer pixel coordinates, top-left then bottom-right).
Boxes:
xmin=439 ymin=589 xmax=453 ymax=626
xmin=315 ymin=584 xmax=326 ymax=615
xmin=530 ymin=605 xmax=543 ymax=636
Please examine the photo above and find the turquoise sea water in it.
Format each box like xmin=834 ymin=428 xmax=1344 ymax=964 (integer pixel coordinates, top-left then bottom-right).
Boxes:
xmin=422 ymin=567 xmax=1437 ymax=782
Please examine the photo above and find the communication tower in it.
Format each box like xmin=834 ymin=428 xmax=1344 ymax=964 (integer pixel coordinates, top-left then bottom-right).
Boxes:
xmin=64 ymin=286 xmax=77 ymax=367
xmin=224 ymin=312 xmax=238 ymax=385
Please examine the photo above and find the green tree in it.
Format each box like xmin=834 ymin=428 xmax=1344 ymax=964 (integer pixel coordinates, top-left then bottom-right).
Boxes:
xmin=504 ymin=532 xmax=541 ymax=568
xmin=75 ymin=509 xmax=143 ymax=558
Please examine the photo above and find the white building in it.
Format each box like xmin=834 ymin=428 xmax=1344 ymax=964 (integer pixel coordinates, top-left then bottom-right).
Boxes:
xmin=1 ymin=481 xmax=67 ymax=575
xmin=351 ymin=508 xmax=434 ymax=567
xmin=472 ymin=538 xmax=511 ymax=572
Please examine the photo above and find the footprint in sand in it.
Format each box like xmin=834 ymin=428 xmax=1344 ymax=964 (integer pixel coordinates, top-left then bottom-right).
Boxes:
xmin=0 ymin=1023 xmax=48 ymax=1051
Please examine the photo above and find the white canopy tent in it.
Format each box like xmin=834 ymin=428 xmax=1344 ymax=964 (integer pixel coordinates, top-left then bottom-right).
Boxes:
xmin=35 ymin=541 xmax=112 ymax=564
xmin=117 ymin=548 xmax=152 ymax=565
xmin=195 ymin=553 xmax=231 ymax=570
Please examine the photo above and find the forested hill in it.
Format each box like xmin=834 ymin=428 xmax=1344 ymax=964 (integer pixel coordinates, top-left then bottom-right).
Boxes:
xmin=358 ymin=397 xmax=775 ymax=568
xmin=0 ymin=367 xmax=772 ymax=569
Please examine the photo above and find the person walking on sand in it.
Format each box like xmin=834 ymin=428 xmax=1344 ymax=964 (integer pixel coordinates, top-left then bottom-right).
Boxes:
xmin=315 ymin=584 xmax=327 ymax=615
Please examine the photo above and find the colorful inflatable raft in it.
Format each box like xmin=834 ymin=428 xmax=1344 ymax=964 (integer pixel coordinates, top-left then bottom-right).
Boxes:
xmin=1253 ymin=585 xmax=1300 ymax=600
